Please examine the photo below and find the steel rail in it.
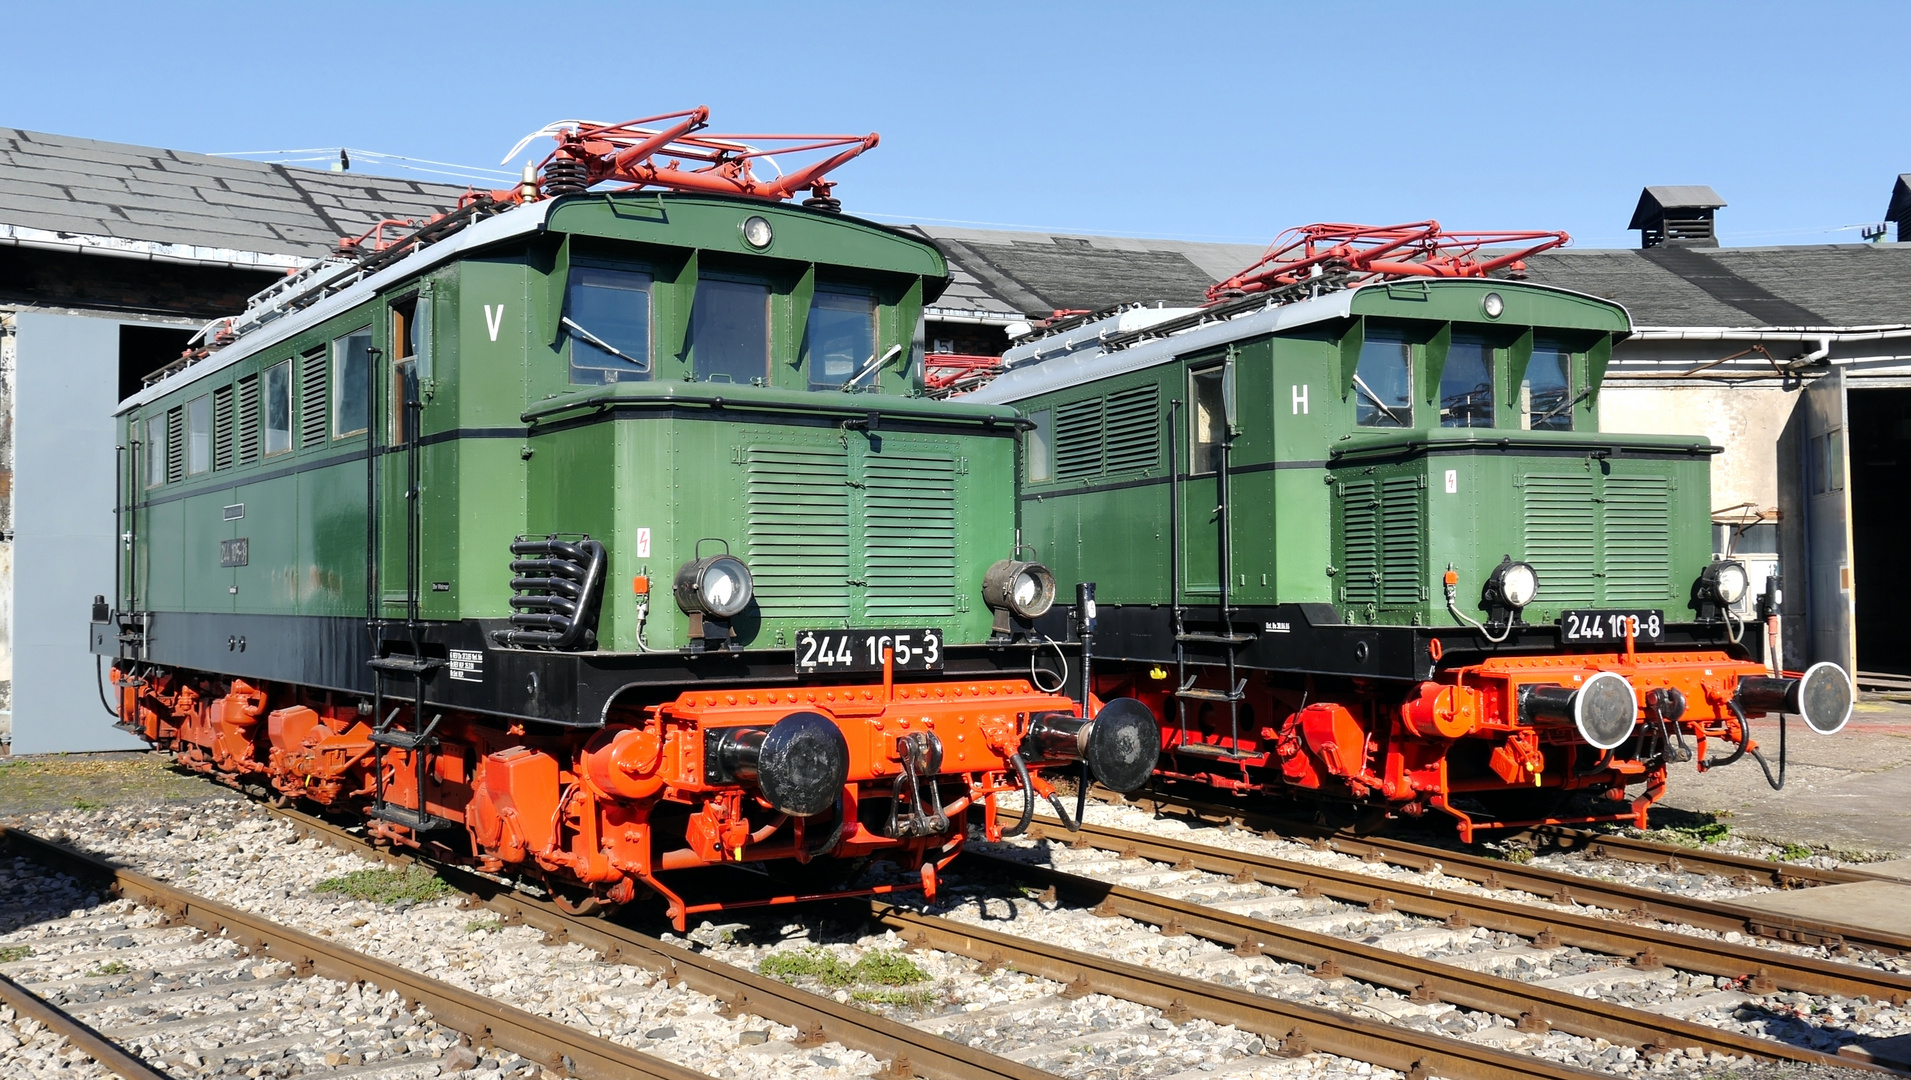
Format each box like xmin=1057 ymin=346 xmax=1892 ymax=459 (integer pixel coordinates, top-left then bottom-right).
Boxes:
xmin=0 ymin=826 xmax=712 ymax=1080
xmin=960 ymin=850 xmax=1869 ymax=1069
xmin=1108 ymin=791 xmax=1911 ymax=954
xmin=264 ymin=806 xmax=1609 ymax=1080
xmin=1024 ymin=817 xmax=1911 ymax=1005
xmin=0 ymin=969 xmax=175 ymax=1080
xmin=864 ymin=902 xmax=1605 ymax=1080
xmin=261 ymin=806 xmax=1063 ymax=1080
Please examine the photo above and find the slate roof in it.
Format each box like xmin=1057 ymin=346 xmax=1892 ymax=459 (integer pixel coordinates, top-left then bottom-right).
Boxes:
xmin=4 ymin=126 xmax=1907 ymax=332
xmin=0 ymin=127 xmax=465 ymax=262
xmin=916 ymin=224 xmax=1911 ymax=330
xmin=915 ymin=226 xmax=1264 ymax=317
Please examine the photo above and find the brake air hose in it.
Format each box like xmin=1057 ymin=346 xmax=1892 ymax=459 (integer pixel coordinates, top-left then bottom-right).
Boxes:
xmin=1001 ymin=753 xmax=1037 ymax=838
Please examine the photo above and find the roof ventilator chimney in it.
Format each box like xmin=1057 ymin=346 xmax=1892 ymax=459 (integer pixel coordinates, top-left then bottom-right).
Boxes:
xmin=1630 ymin=185 xmax=1725 ymax=249
xmin=1885 ymin=174 xmax=1911 ymax=242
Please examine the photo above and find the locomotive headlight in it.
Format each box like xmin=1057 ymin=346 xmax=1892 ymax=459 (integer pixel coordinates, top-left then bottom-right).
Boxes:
xmin=1700 ymin=559 xmax=1749 ymax=606
xmin=740 ymin=215 xmax=774 ymax=250
xmin=1482 ymin=292 xmax=1505 ymax=319
xmin=1486 ymin=558 xmax=1539 ymax=610
xmin=983 ymin=559 xmax=1057 ymax=618
xmin=674 ymin=554 xmax=755 ymax=619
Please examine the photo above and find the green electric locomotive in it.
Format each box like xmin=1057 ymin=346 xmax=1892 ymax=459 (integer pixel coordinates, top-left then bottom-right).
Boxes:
xmin=94 ymin=110 xmax=1156 ymax=922
xmin=963 ymin=223 xmax=1851 ymax=839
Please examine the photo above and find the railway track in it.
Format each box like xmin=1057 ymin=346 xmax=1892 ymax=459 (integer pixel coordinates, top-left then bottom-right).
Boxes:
xmin=1107 ymin=790 xmax=1911 ymax=955
xmin=262 ymin=804 xmax=1630 ymax=1080
xmin=1017 ymin=815 xmax=1911 ymax=1007
xmin=0 ymin=825 xmax=715 ymax=1080
xmin=956 ymin=847 xmax=1858 ymax=1068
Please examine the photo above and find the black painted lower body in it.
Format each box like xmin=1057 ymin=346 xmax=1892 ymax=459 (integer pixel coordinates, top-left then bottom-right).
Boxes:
xmin=1031 ymin=603 xmax=1746 ymax=683
xmin=93 ymin=611 xmax=1074 ymax=728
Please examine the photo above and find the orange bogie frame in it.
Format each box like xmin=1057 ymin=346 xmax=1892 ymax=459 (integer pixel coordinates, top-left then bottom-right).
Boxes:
xmin=1108 ymin=643 xmax=1782 ymax=842
xmin=113 ymin=652 xmax=1085 ymax=927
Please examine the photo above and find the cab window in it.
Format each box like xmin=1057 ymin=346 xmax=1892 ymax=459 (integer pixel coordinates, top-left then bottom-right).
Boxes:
xmin=391 ymin=299 xmax=421 ymax=442
xmin=565 ymin=266 xmax=652 ymax=385
xmin=691 ymin=278 xmax=770 ymax=384
xmin=1190 ymin=366 xmax=1227 ymax=473
xmin=1440 ymin=338 xmax=1493 ymax=428
xmin=1524 ymin=343 xmax=1573 ymax=430
xmin=806 ymin=287 xmax=876 ymax=390
xmin=1355 ymin=334 xmax=1412 ymax=428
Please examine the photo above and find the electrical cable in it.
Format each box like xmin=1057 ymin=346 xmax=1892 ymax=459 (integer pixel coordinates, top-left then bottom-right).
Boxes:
xmin=1445 ymin=582 xmax=1513 ymax=643
xmin=1031 ymin=636 xmax=1069 ymax=694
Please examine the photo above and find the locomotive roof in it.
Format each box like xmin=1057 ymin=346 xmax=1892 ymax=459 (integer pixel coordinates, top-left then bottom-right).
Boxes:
xmin=116 ymin=197 xmax=559 ymax=414
xmin=962 ymin=280 xmax=1629 ymax=405
xmin=116 ymin=193 xmax=946 ymax=415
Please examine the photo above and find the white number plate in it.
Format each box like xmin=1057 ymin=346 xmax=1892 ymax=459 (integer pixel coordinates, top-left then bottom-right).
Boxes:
xmin=794 ymin=628 xmax=944 ymax=673
xmin=1560 ymin=609 xmax=1664 ymax=644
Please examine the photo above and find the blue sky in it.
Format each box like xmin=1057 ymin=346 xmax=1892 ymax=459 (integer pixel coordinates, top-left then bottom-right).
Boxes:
xmin=6 ymin=1 xmax=1906 ymax=251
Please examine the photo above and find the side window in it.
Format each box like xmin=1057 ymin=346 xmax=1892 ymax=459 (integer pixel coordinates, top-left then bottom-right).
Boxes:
xmin=565 ymin=266 xmax=651 ymax=385
xmin=333 ymin=326 xmax=372 ymax=437
xmin=691 ymin=278 xmax=770 ymax=384
xmin=1354 ymin=335 xmax=1412 ymax=428
xmin=1440 ymin=338 xmax=1494 ymax=428
xmin=1189 ymin=366 xmax=1227 ymax=474
xmin=186 ymin=395 xmax=211 ymax=475
xmin=806 ymin=287 xmax=876 ymax=390
xmin=263 ymin=361 xmax=292 ymax=456
xmin=1026 ymin=409 xmax=1053 ymax=483
xmin=1524 ymin=342 xmax=1573 ymax=430
xmin=145 ymin=415 xmax=167 ymax=487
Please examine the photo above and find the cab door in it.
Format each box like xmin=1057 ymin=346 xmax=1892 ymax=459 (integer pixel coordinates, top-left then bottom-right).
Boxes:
xmin=1178 ymin=354 xmax=1231 ymax=598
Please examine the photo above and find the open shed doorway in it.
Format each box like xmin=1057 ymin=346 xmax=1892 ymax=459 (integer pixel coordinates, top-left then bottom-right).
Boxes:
xmin=1849 ymin=386 xmax=1911 ymax=675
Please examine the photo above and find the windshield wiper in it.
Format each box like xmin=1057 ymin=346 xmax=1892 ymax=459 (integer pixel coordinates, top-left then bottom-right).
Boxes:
xmin=562 ymin=316 xmax=650 ymax=373
xmin=843 ymin=344 xmax=904 ymax=391
xmin=1530 ymin=386 xmax=1592 ymax=427
xmin=1352 ymin=372 xmax=1405 ymax=425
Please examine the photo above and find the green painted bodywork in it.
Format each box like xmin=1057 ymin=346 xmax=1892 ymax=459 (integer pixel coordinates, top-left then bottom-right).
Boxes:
xmin=1013 ymin=280 xmax=1717 ymax=630
xmin=121 ymin=193 xmax=1021 ymax=652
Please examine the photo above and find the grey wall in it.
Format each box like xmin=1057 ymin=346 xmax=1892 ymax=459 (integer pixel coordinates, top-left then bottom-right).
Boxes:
xmin=12 ymin=311 xmax=141 ymax=753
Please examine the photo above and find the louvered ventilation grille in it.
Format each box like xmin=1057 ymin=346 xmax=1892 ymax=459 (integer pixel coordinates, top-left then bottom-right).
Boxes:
xmin=1602 ymin=476 xmax=1672 ymax=603
xmin=1102 ymin=385 xmax=1160 ymax=473
xmin=1054 ymin=399 xmax=1103 ymax=479
xmin=165 ymin=407 xmax=184 ymax=483
xmin=1340 ymin=479 xmax=1378 ymax=606
xmin=236 ymin=374 xmax=260 ymax=463
xmin=744 ymin=445 xmax=851 ymax=620
xmin=864 ymin=451 xmax=957 ymax=616
xmin=212 ymin=385 xmax=234 ymax=471
xmin=1523 ymin=474 xmax=1597 ymax=603
xmin=1379 ymin=476 xmax=1424 ymax=606
xmin=299 ymin=350 xmax=327 ymax=447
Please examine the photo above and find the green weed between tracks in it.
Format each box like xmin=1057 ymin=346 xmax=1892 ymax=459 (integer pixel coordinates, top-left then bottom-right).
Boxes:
xmin=758 ymin=947 xmax=935 ymax=1005
xmin=313 ymin=866 xmax=452 ymax=904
